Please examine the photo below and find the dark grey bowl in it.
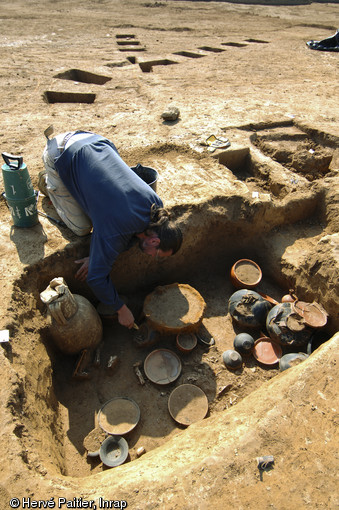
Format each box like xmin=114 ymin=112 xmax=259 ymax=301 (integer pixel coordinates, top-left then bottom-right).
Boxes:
xmin=99 ymin=435 xmax=129 ymax=468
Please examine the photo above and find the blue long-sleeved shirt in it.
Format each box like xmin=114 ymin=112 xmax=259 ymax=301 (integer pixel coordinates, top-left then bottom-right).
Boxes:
xmin=55 ymin=133 xmax=163 ymax=310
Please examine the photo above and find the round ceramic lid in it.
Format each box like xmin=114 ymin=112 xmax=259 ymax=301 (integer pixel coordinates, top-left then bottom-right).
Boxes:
xmin=144 ymin=349 xmax=182 ymax=385
xmin=98 ymin=397 xmax=140 ymax=435
xmin=253 ymin=337 xmax=282 ymax=365
xmin=292 ymin=301 xmax=328 ymax=328
xmin=168 ymin=384 xmax=208 ymax=426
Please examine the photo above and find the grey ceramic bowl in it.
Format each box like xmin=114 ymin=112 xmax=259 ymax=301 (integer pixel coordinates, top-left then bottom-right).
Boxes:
xmin=99 ymin=435 xmax=129 ymax=468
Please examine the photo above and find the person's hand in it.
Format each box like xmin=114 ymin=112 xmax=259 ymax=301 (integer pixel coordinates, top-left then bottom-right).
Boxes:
xmin=117 ymin=304 xmax=135 ymax=329
xmin=74 ymin=257 xmax=90 ymax=281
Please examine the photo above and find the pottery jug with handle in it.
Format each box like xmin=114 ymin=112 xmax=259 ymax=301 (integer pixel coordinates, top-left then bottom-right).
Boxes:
xmin=40 ymin=277 xmax=103 ymax=355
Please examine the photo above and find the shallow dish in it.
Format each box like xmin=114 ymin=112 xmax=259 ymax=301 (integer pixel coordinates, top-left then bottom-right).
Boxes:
xmin=253 ymin=337 xmax=282 ymax=366
xmin=292 ymin=300 xmax=328 ymax=328
xmin=98 ymin=397 xmax=140 ymax=435
xmin=257 ymin=292 xmax=280 ymax=306
xmin=144 ymin=349 xmax=182 ymax=385
xmin=168 ymin=384 xmax=208 ymax=426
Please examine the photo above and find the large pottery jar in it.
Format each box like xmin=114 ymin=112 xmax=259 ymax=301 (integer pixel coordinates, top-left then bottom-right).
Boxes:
xmin=228 ymin=289 xmax=272 ymax=329
xmin=40 ymin=277 xmax=103 ymax=355
xmin=266 ymin=302 xmax=312 ymax=349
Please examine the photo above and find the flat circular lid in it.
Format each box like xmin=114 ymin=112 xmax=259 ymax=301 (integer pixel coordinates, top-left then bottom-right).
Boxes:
xmin=253 ymin=337 xmax=282 ymax=365
xmin=292 ymin=301 xmax=328 ymax=328
xmin=168 ymin=384 xmax=208 ymax=426
xmin=143 ymin=283 xmax=206 ymax=334
xmin=144 ymin=349 xmax=182 ymax=385
xmin=98 ymin=397 xmax=140 ymax=435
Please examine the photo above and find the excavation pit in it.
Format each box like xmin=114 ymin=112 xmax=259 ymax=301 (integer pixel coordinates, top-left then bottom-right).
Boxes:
xmin=251 ymin=125 xmax=336 ymax=181
xmin=173 ymin=51 xmax=206 ymax=59
xmin=198 ymin=46 xmax=225 ymax=53
xmin=245 ymin=38 xmax=269 ymax=44
xmin=2 ymin=132 xmax=338 ymax=483
xmin=139 ymin=59 xmax=178 ymax=73
xmin=53 ymin=69 xmax=112 ymax=85
xmin=115 ymin=34 xmax=136 ymax=39
xmin=5 ymin=185 xmax=336 ymax=479
xmin=117 ymin=40 xmax=141 ymax=46
xmin=221 ymin=42 xmax=248 ymax=48
xmin=42 ymin=91 xmax=96 ymax=104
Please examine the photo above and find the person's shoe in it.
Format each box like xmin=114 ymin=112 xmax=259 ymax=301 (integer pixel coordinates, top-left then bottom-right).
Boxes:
xmin=38 ymin=170 xmax=49 ymax=196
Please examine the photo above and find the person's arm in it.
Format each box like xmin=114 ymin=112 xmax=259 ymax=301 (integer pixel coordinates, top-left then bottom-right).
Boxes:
xmin=84 ymin=232 xmax=136 ymax=328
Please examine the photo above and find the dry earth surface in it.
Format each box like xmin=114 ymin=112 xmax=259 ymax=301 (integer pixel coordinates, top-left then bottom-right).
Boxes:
xmin=0 ymin=0 xmax=338 ymax=509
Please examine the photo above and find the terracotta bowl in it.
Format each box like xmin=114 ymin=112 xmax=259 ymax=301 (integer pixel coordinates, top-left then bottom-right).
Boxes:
xmin=230 ymin=259 xmax=262 ymax=289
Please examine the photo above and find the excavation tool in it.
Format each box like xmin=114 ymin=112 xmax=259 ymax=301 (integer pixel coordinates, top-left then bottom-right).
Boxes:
xmin=38 ymin=210 xmax=66 ymax=227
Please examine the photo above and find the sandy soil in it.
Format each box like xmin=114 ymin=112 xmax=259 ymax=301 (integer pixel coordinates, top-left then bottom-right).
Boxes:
xmin=0 ymin=1 xmax=338 ymax=509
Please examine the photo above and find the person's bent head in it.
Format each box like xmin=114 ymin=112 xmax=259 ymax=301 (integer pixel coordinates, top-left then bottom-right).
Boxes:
xmin=138 ymin=204 xmax=183 ymax=258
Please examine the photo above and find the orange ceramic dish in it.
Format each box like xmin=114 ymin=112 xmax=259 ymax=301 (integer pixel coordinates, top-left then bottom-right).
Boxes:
xmin=253 ymin=337 xmax=282 ymax=366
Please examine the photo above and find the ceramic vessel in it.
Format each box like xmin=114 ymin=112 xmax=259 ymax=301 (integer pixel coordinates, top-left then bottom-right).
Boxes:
xmin=40 ymin=277 xmax=103 ymax=355
xmin=230 ymin=259 xmax=262 ymax=289
xmin=176 ymin=332 xmax=197 ymax=353
xmin=279 ymin=352 xmax=309 ymax=372
xmin=233 ymin=333 xmax=255 ymax=356
xmin=99 ymin=436 xmax=129 ymax=468
xmin=266 ymin=302 xmax=312 ymax=348
xmin=228 ymin=289 xmax=272 ymax=328
xmin=222 ymin=349 xmax=243 ymax=370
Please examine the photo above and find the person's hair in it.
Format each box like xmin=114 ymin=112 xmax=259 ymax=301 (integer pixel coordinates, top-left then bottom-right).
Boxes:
xmin=147 ymin=204 xmax=183 ymax=255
